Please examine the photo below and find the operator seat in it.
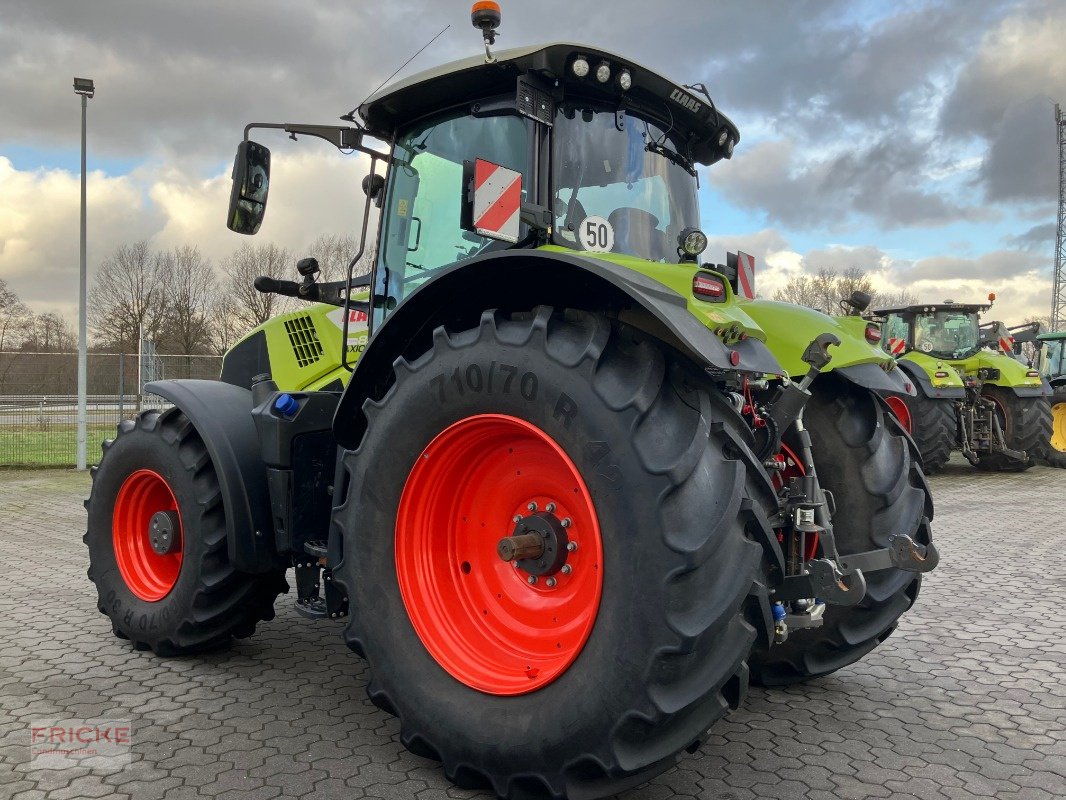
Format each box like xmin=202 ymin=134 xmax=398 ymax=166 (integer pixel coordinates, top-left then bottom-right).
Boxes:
xmin=608 ymin=208 xmax=668 ymax=261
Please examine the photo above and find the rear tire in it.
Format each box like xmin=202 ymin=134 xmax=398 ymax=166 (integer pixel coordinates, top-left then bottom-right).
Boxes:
xmin=883 ymin=386 xmax=956 ymax=473
xmin=333 ymin=307 xmax=778 ymax=800
xmin=975 ymin=385 xmax=1051 ymax=472
xmin=1042 ymin=385 xmax=1066 ymax=469
xmin=85 ymin=408 xmax=288 ymax=655
xmin=750 ymin=376 xmax=933 ymax=685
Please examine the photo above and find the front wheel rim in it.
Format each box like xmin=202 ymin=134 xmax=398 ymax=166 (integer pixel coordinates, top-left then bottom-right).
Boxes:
xmin=395 ymin=414 xmax=603 ymax=696
xmin=112 ymin=469 xmax=184 ymax=602
xmin=1051 ymin=402 xmax=1066 ymax=453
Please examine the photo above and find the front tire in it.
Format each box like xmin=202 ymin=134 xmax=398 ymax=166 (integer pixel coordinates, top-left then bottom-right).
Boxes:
xmin=975 ymin=385 xmax=1051 ymax=472
xmin=750 ymin=376 xmax=933 ymax=685
xmin=334 ymin=307 xmax=778 ymax=800
xmin=85 ymin=408 xmax=288 ymax=655
xmin=1042 ymin=385 xmax=1066 ymax=469
xmin=883 ymin=386 xmax=956 ymax=473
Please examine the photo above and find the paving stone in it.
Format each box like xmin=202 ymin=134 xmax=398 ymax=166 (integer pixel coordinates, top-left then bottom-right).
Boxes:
xmin=1 ymin=460 xmax=1064 ymax=799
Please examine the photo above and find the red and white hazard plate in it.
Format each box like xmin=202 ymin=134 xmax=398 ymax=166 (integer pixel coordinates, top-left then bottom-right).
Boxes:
xmin=473 ymin=159 xmax=522 ymax=244
xmin=736 ymin=251 xmax=756 ymax=299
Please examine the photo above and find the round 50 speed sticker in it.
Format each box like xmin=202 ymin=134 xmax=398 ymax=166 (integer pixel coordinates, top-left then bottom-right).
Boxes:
xmin=579 ymin=216 xmax=614 ymax=253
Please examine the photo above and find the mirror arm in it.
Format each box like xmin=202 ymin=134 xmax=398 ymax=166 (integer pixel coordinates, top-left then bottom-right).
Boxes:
xmin=242 ymin=122 xmax=391 ymax=161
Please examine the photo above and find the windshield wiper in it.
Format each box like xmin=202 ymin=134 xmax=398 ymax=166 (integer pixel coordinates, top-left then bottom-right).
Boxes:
xmin=644 ymin=141 xmax=696 ymax=177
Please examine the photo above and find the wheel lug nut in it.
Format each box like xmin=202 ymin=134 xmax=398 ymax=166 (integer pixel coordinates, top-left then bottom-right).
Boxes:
xmin=561 ymin=564 xmax=572 ymax=575
xmin=527 ymin=502 xmax=537 ymax=512
xmin=513 ymin=515 xmax=522 ymax=523
xmin=527 ymin=575 xmax=537 ymax=585
xmin=545 ymin=577 xmax=557 ymax=588
xmin=546 ymin=502 xmax=556 ymax=513
xmin=561 ymin=518 xmax=572 ymax=528
xmin=566 ymin=541 xmax=578 ymax=552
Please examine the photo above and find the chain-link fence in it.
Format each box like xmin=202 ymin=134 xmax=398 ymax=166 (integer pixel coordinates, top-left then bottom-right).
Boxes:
xmin=0 ymin=352 xmax=222 ymax=468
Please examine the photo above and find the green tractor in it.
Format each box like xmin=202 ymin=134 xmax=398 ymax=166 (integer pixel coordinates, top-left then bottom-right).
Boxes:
xmin=874 ymin=299 xmax=1051 ymax=472
xmin=84 ymin=10 xmax=937 ymax=799
xmin=1034 ymin=330 xmax=1066 ymax=468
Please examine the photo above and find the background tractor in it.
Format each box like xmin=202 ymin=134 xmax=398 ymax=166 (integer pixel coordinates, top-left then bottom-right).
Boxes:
xmin=874 ymin=299 xmax=1051 ymax=472
xmin=84 ymin=9 xmax=937 ymax=799
xmin=1033 ymin=330 xmax=1066 ymax=468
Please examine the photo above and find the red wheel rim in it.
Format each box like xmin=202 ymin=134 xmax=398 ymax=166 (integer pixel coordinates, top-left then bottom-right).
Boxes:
xmin=395 ymin=414 xmax=603 ymax=696
xmin=112 ymin=469 xmax=183 ymax=602
xmin=885 ymin=396 xmax=913 ymax=433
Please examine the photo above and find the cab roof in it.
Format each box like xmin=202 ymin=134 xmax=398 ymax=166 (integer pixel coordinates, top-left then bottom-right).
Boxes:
xmin=357 ymin=42 xmax=740 ymax=166
xmin=873 ymin=303 xmax=991 ymax=317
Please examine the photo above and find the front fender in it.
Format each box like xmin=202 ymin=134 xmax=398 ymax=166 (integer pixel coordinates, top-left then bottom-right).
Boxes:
xmin=144 ymin=379 xmax=279 ymax=573
xmin=333 ymin=250 xmax=783 ymax=449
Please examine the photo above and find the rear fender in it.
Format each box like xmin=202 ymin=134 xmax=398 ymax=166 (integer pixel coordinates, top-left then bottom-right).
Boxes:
xmin=895 ymin=357 xmax=966 ymax=399
xmin=333 ymin=250 xmax=783 ymax=449
xmin=974 ymin=352 xmax=1052 ymax=398
xmin=144 ymin=379 xmax=280 ymax=573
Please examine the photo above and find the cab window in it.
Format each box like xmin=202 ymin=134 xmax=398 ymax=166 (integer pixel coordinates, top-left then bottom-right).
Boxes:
xmin=882 ymin=314 xmax=910 ymax=352
xmin=376 ymin=109 xmax=531 ymax=315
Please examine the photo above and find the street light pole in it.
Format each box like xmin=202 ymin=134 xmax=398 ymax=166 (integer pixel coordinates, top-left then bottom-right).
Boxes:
xmin=73 ymin=77 xmax=94 ymax=471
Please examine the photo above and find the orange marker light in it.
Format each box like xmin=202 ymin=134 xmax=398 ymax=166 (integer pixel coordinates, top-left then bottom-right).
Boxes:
xmin=472 ymin=0 xmax=501 ymax=12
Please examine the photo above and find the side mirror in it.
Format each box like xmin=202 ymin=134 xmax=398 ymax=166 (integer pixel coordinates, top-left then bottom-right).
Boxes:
xmin=227 ymin=140 xmax=271 ymax=235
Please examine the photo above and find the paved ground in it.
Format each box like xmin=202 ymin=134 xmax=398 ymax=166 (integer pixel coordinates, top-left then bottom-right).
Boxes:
xmin=2 ymin=458 xmax=1064 ymax=800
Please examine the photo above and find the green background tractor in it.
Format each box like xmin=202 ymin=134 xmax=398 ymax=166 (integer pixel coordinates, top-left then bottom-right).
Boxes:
xmin=874 ymin=300 xmax=1051 ymax=472
xmin=1035 ymin=330 xmax=1066 ymax=468
xmin=83 ymin=13 xmax=936 ymax=800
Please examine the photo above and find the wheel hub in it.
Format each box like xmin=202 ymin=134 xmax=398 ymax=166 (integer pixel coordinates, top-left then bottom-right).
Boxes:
xmin=498 ymin=511 xmax=570 ymax=576
xmin=149 ymin=510 xmax=180 ymax=555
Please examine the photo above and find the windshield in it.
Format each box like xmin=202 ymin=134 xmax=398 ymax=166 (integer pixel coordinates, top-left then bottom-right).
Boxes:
xmin=552 ymin=106 xmax=699 ymax=263
xmin=913 ymin=311 xmax=981 ymax=358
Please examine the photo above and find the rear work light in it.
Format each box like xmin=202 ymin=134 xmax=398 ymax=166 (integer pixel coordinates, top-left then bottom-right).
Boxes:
xmin=934 ymin=371 xmax=951 ymax=379
xmin=692 ymin=273 xmax=725 ymax=301
xmin=1026 ymin=370 xmax=1040 ymax=378
xmin=864 ymin=323 xmax=882 ymax=343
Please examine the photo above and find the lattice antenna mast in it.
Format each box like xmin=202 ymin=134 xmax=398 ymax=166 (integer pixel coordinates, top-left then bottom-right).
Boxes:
xmin=1053 ymin=104 xmax=1066 ymax=331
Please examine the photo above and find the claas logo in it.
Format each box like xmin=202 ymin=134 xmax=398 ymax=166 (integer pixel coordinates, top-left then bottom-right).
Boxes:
xmin=348 ymin=310 xmax=368 ymax=324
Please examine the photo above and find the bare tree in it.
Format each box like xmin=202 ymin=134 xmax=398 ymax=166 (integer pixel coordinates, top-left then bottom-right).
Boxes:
xmin=304 ymin=234 xmax=375 ymax=282
xmin=207 ymin=296 xmax=248 ymax=356
xmin=22 ymin=312 xmax=76 ymax=352
xmin=158 ymin=245 xmax=215 ymax=354
xmin=0 ymin=278 xmax=32 ymax=351
xmin=89 ymin=241 xmax=170 ymax=352
xmin=775 ymin=267 xmax=915 ymax=316
xmin=870 ymin=288 xmax=918 ymax=310
xmin=219 ymin=242 xmax=293 ymax=329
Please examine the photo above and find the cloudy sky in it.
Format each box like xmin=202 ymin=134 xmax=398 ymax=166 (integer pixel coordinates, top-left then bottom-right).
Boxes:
xmin=1 ymin=0 xmax=1063 ymax=329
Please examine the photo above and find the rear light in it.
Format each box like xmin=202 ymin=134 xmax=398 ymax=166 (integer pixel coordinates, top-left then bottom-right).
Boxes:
xmin=1026 ymin=370 xmax=1040 ymax=378
xmin=864 ymin=323 xmax=882 ymax=343
xmin=934 ymin=371 xmax=950 ymax=378
xmin=692 ymin=273 xmax=725 ymax=301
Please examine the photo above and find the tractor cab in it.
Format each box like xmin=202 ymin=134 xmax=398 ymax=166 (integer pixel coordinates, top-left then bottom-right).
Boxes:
xmin=1038 ymin=331 xmax=1066 ymax=381
xmin=359 ymin=41 xmax=738 ymax=317
xmin=876 ymin=301 xmax=989 ymax=361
